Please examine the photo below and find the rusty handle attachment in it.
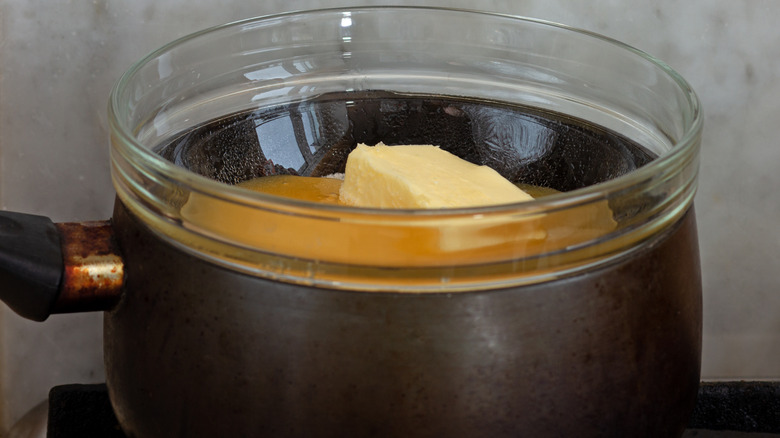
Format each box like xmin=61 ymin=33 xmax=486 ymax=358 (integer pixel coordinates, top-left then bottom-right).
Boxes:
xmin=53 ymin=221 xmax=125 ymax=314
xmin=0 ymin=211 xmax=124 ymax=321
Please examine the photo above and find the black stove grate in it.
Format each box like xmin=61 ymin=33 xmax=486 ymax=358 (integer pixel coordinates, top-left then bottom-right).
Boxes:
xmin=47 ymin=384 xmax=122 ymax=438
xmin=45 ymin=382 xmax=780 ymax=437
xmin=688 ymin=381 xmax=780 ymax=433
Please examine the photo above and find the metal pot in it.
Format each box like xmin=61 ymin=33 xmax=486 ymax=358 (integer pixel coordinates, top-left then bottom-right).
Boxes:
xmin=0 ymin=7 xmax=702 ymax=438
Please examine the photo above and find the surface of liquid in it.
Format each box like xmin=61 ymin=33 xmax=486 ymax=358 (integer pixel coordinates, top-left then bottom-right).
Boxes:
xmin=236 ymin=174 xmax=556 ymax=205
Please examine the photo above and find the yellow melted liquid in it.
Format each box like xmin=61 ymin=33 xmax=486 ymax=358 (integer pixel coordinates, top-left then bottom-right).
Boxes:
xmin=237 ymin=175 xmax=559 ymax=205
xmin=238 ymin=175 xmax=344 ymax=205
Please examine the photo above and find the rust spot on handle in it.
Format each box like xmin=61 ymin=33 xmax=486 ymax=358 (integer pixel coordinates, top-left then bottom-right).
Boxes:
xmin=53 ymin=221 xmax=124 ymax=314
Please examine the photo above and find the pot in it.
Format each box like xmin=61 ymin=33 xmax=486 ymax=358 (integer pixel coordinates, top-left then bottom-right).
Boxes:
xmin=0 ymin=7 xmax=702 ymax=438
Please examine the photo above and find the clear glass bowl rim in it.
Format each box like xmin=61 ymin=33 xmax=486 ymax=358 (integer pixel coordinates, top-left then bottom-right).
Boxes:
xmin=108 ymin=5 xmax=702 ymax=218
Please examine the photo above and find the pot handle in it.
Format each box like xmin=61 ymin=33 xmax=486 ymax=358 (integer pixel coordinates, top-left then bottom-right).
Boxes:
xmin=0 ymin=211 xmax=124 ymax=321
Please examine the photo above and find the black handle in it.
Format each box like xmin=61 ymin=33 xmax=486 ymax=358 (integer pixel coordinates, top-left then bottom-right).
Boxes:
xmin=0 ymin=211 xmax=63 ymax=321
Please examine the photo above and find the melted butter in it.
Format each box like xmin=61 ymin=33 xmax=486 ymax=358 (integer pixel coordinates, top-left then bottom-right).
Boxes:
xmin=239 ymin=175 xmax=343 ymax=205
xmin=237 ymin=175 xmax=560 ymax=205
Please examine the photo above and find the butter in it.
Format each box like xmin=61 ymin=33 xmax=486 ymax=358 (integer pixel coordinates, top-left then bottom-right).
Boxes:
xmin=338 ymin=143 xmax=534 ymax=208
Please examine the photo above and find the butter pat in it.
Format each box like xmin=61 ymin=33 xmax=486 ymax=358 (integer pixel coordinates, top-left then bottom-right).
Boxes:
xmin=339 ymin=143 xmax=533 ymax=208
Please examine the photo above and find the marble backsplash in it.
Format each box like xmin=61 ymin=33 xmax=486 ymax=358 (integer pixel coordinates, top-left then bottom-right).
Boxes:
xmin=1 ymin=0 xmax=778 ymax=432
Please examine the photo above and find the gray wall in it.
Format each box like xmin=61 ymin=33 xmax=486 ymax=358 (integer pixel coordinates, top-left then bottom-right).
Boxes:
xmin=1 ymin=0 xmax=778 ymax=431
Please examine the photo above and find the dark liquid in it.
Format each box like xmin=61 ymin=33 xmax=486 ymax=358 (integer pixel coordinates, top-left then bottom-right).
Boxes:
xmin=156 ymin=91 xmax=655 ymax=192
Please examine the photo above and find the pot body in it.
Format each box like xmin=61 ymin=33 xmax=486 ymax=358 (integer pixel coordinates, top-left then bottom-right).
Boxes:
xmin=105 ymin=200 xmax=701 ymax=438
xmin=101 ymin=7 xmax=704 ymax=437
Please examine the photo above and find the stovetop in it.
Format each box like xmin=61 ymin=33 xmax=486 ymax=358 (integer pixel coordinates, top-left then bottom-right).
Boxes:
xmin=10 ymin=381 xmax=780 ymax=438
